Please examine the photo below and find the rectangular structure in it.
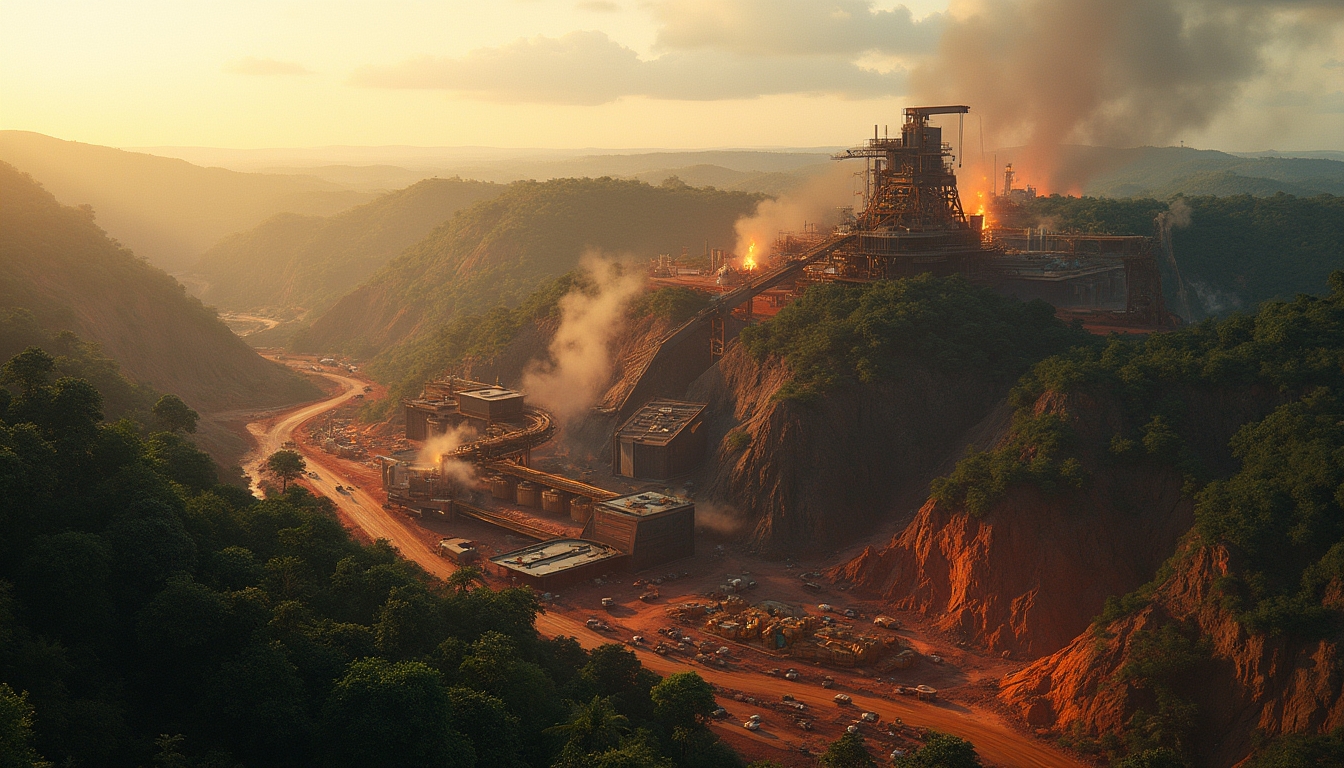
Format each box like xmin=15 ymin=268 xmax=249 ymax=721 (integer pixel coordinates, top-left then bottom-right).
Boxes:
xmin=611 ymin=399 xmax=708 ymax=480
xmin=457 ymin=387 xmax=526 ymax=422
xmin=489 ymin=538 xmax=625 ymax=590
xmin=589 ymin=491 xmax=695 ymax=571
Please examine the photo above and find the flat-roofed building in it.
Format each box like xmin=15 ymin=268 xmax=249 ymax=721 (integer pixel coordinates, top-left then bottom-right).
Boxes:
xmin=458 ymin=387 xmax=526 ymax=422
xmin=438 ymin=538 xmax=478 ymax=565
xmin=489 ymin=538 xmax=626 ymax=590
xmin=588 ymin=491 xmax=695 ymax=571
xmin=611 ymin=399 xmax=708 ymax=480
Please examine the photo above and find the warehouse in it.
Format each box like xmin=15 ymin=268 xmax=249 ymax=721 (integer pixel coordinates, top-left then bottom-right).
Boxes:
xmin=586 ymin=491 xmax=696 ymax=571
xmin=458 ymin=387 xmax=526 ymax=422
xmin=611 ymin=399 xmax=708 ymax=480
xmin=489 ymin=539 xmax=626 ymax=590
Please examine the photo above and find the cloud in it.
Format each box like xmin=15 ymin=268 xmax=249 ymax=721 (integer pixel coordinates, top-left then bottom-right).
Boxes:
xmin=577 ymin=0 xmax=620 ymax=11
xmin=651 ymin=0 xmax=942 ymax=56
xmin=224 ymin=57 xmax=313 ymax=76
xmin=350 ymin=30 xmax=905 ymax=104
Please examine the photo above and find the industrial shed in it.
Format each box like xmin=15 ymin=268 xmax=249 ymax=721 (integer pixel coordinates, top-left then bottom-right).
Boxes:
xmin=587 ymin=492 xmax=695 ymax=571
xmin=489 ymin=539 xmax=626 ymax=590
xmin=611 ymin=399 xmax=708 ymax=480
xmin=457 ymin=387 xmax=526 ymax=422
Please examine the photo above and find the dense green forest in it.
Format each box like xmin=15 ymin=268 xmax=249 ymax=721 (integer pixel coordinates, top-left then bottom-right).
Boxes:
xmin=739 ymin=274 xmax=1092 ymax=401
xmin=293 ymin=177 xmax=760 ymax=361
xmin=0 ymin=347 xmax=752 ymax=768
xmin=1006 ymin=193 xmax=1344 ymax=321
xmin=192 ymin=178 xmax=503 ymax=318
xmin=0 ymin=162 xmax=315 ymax=413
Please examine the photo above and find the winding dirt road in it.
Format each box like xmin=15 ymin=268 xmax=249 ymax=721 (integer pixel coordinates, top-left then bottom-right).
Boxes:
xmin=242 ymin=373 xmax=1083 ymax=768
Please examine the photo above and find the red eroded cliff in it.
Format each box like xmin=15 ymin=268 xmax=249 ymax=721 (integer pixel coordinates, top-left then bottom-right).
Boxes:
xmin=1000 ymin=544 xmax=1344 ymax=766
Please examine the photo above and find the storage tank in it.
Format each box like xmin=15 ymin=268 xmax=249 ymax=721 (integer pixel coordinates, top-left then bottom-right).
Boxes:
xmin=541 ymin=488 xmax=566 ymax=514
xmin=515 ymin=481 xmax=540 ymax=508
xmin=489 ymin=474 xmax=515 ymax=502
xmin=570 ymin=496 xmax=593 ymax=523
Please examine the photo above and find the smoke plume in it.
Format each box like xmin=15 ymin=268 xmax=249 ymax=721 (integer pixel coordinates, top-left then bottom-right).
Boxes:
xmin=415 ymin=422 xmax=479 ymax=485
xmin=694 ymin=500 xmax=747 ymax=537
xmin=912 ymin=0 xmax=1322 ymax=191
xmin=734 ymin=163 xmax=855 ymax=263
xmin=523 ymin=253 xmax=645 ymax=425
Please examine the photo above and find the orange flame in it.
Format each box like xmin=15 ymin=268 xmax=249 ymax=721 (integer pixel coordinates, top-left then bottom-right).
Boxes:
xmin=743 ymin=241 xmax=757 ymax=271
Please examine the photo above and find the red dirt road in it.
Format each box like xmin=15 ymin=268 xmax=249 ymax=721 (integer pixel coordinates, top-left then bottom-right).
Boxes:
xmin=242 ymin=370 xmax=1084 ymax=768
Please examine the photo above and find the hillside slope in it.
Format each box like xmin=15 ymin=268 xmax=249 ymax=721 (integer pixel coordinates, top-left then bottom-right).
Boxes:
xmin=0 ymin=162 xmax=317 ymax=413
xmin=0 ymin=131 xmax=373 ymax=271
xmin=296 ymin=177 xmax=761 ymax=362
xmin=190 ymin=178 xmax=503 ymax=314
xmin=678 ymin=276 xmax=1090 ymax=553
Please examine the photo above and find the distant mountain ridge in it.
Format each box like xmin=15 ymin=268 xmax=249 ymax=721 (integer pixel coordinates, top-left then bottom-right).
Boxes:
xmin=189 ymin=177 xmax=504 ymax=315
xmin=0 ymin=161 xmax=317 ymax=414
xmin=0 ymin=131 xmax=375 ymax=271
xmin=293 ymin=176 xmax=761 ymax=374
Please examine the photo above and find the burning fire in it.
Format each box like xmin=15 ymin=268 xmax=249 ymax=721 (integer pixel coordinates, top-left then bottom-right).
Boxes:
xmin=743 ymin=241 xmax=757 ymax=271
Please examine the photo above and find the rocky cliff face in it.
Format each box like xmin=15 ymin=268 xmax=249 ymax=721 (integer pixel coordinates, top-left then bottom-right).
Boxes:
xmin=1000 ymin=544 xmax=1344 ymax=766
xmin=684 ymin=344 xmax=1014 ymax=554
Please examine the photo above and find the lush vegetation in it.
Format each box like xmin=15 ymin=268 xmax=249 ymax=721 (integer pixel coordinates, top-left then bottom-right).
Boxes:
xmin=0 ymin=350 xmax=739 ymax=767
xmin=294 ymin=177 xmax=760 ymax=359
xmin=193 ymin=178 xmax=504 ymax=316
xmin=739 ymin=274 xmax=1091 ymax=402
xmin=1006 ymin=194 xmax=1344 ymax=320
xmin=0 ymin=161 xmax=316 ymax=413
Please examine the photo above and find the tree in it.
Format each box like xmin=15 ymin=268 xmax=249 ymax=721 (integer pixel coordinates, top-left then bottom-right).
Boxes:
xmin=320 ymin=658 xmax=472 ymax=768
xmin=546 ymin=696 xmax=631 ymax=755
xmin=151 ymin=394 xmax=198 ymax=433
xmin=820 ymin=732 xmax=876 ymax=768
xmin=444 ymin=565 xmax=484 ymax=595
xmin=650 ymin=672 xmax=716 ymax=731
xmin=894 ymin=732 xmax=982 ymax=768
xmin=265 ymin=450 xmax=305 ymax=492
xmin=0 ymin=683 xmax=49 ymax=768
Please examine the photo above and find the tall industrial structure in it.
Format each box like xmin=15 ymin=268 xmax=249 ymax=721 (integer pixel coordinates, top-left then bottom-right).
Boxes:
xmin=804 ymin=106 xmax=988 ymax=283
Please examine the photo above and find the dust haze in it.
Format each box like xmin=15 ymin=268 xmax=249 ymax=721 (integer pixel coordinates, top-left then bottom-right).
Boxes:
xmin=913 ymin=0 xmax=1339 ymax=191
xmin=415 ymin=422 xmax=479 ymax=485
xmin=734 ymin=164 xmax=855 ymax=262
xmin=523 ymin=253 xmax=645 ymax=425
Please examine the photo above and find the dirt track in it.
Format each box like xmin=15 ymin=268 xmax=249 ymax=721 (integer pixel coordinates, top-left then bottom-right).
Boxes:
xmin=241 ymin=368 xmax=1085 ymax=768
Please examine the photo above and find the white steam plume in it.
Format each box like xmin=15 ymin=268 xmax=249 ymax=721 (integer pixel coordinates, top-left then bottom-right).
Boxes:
xmin=733 ymin=163 xmax=854 ymax=263
xmin=523 ymin=253 xmax=646 ymax=425
xmin=415 ymin=422 xmax=479 ymax=485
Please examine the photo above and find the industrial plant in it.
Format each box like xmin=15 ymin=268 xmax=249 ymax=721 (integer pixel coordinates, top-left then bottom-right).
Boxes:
xmin=379 ymin=104 xmax=1181 ymax=592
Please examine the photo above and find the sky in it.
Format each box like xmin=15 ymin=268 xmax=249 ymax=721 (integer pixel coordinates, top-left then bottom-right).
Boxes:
xmin=1 ymin=0 xmax=1342 ymax=152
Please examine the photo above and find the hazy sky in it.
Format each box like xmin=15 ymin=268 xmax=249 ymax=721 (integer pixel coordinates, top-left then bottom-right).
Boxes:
xmin=1 ymin=0 xmax=1341 ymax=151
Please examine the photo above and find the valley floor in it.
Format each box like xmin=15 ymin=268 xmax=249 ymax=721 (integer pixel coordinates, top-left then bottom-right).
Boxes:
xmin=238 ymin=360 xmax=1087 ymax=768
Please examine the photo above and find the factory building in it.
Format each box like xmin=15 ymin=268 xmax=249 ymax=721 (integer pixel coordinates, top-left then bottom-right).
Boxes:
xmin=457 ymin=387 xmax=526 ymax=422
xmin=489 ymin=539 xmax=626 ymax=590
xmin=612 ymin=399 xmax=708 ymax=480
xmin=586 ymin=491 xmax=695 ymax=571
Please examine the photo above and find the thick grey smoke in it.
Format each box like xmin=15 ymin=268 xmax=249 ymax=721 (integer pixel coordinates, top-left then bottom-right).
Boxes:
xmin=912 ymin=0 xmax=1338 ymax=191
xmin=523 ymin=253 xmax=645 ymax=425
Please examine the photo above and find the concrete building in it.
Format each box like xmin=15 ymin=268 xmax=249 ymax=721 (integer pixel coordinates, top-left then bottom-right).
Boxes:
xmin=439 ymin=538 xmax=478 ymax=565
xmin=587 ymin=491 xmax=695 ymax=571
xmin=612 ymin=399 xmax=708 ymax=480
xmin=458 ymin=387 xmax=526 ymax=422
xmin=489 ymin=538 xmax=626 ymax=590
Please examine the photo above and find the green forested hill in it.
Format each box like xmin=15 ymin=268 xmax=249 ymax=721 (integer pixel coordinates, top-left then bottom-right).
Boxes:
xmin=190 ymin=178 xmax=504 ymax=315
xmin=0 ymin=162 xmax=316 ymax=412
xmin=1007 ymin=194 xmax=1344 ymax=319
xmin=0 ymin=352 xmax=742 ymax=768
xmin=0 ymin=131 xmax=374 ymax=272
xmin=293 ymin=176 xmax=761 ymax=360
